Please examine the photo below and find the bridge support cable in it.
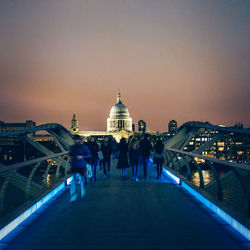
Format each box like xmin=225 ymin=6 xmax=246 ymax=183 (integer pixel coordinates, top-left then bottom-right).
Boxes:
xmin=49 ymin=133 xmax=66 ymax=152
xmin=23 ymin=135 xmax=70 ymax=172
xmin=164 ymin=127 xmax=195 ymax=149
xmin=47 ymin=128 xmax=73 ymax=151
xmin=23 ymin=135 xmax=55 ymax=156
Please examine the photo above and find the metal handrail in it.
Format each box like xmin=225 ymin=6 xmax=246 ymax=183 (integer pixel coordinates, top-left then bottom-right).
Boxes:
xmin=0 ymin=123 xmax=69 ymax=137
xmin=164 ymin=147 xmax=250 ymax=218
xmin=165 ymin=147 xmax=250 ymax=171
xmin=178 ymin=121 xmax=250 ymax=135
xmin=0 ymin=152 xmax=69 ymax=174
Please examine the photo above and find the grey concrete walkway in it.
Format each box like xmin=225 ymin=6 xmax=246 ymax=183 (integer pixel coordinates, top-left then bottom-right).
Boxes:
xmin=4 ymin=160 xmax=247 ymax=249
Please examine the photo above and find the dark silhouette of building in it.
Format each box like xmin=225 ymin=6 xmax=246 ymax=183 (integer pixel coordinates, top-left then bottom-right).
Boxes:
xmin=168 ymin=120 xmax=177 ymax=135
xmin=0 ymin=120 xmax=36 ymax=133
xmin=138 ymin=120 xmax=146 ymax=133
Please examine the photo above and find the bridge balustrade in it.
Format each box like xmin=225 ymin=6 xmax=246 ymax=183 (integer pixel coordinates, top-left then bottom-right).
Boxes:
xmin=0 ymin=124 xmax=74 ymax=240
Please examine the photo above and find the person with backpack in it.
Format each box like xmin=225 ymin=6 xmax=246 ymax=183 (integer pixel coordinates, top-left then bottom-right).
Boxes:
xmin=139 ymin=134 xmax=152 ymax=179
xmin=87 ymin=136 xmax=99 ymax=183
xmin=69 ymin=135 xmax=92 ymax=202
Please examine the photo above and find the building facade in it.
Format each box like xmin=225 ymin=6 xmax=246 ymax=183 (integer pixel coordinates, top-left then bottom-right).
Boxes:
xmin=0 ymin=120 xmax=36 ymax=133
xmin=107 ymin=92 xmax=133 ymax=132
xmin=72 ymin=92 xmax=134 ymax=142
xmin=70 ymin=114 xmax=79 ymax=134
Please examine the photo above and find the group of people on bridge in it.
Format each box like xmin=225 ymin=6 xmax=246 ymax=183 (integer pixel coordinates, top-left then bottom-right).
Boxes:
xmin=69 ymin=134 xmax=165 ymax=201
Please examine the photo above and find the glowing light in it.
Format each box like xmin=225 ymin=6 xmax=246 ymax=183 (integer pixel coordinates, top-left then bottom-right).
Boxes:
xmin=182 ymin=182 xmax=250 ymax=241
xmin=66 ymin=176 xmax=73 ymax=185
xmin=0 ymin=177 xmax=71 ymax=241
xmin=162 ymin=168 xmax=181 ymax=184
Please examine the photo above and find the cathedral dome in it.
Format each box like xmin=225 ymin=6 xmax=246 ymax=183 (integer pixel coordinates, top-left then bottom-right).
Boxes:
xmin=109 ymin=93 xmax=130 ymax=119
xmin=107 ymin=92 xmax=133 ymax=132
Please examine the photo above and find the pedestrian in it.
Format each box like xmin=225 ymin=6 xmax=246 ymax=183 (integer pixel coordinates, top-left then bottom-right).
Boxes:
xmin=101 ymin=136 xmax=113 ymax=178
xmin=111 ymin=137 xmax=118 ymax=158
xmin=153 ymin=139 xmax=165 ymax=179
xmin=116 ymin=138 xmax=130 ymax=180
xmin=129 ymin=138 xmax=141 ymax=181
xmin=87 ymin=136 xmax=99 ymax=183
xmin=139 ymin=134 xmax=152 ymax=179
xmin=69 ymin=135 xmax=92 ymax=202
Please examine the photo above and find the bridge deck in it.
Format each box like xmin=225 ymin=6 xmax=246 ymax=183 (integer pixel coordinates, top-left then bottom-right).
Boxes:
xmin=4 ymin=160 xmax=246 ymax=250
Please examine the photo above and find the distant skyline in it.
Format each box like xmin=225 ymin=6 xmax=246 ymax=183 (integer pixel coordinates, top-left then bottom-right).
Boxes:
xmin=0 ymin=0 xmax=250 ymax=131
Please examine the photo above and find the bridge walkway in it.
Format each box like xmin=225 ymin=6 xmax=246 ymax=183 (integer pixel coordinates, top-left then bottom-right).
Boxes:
xmin=4 ymin=160 xmax=246 ymax=250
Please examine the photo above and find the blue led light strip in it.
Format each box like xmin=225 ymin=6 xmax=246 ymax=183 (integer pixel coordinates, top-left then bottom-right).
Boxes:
xmin=163 ymin=169 xmax=250 ymax=240
xmin=165 ymin=169 xmax=249 ymax=241
xmin=181 ymin=182 xmax=250 ymax=241
xmin=163 ymin=168 xmax=181 ymax=184
xmin=0 ymin=179 xmax=69 ymax=241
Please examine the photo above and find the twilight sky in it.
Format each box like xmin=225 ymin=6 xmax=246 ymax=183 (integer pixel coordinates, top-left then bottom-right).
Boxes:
xmin=0 ymin=0 xmax=249 ymax=131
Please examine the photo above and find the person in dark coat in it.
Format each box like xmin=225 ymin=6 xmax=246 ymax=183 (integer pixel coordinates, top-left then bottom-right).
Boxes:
xmin=129 ymin=139 xmax=141 ymax=181
xmin=87 ymin=136 xmax=99 ymax=183
xmin=116 ymin=138 xmax=130 ymax=180
xmin=69 ymin=135 xmax=92 ymax=201
xmin=139 ymin=134 xmax=152 ymax=179
xmin=153 ymin=139 xmax=165 ymax=179
xmin=101 ymin=136 xmax=113 ymax=178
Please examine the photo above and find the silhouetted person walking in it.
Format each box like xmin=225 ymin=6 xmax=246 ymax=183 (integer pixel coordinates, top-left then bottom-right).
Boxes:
xmin=116 ymin=138 xmax=130 ymax=180
xmin=129 ymin=139 xmax=141 ymax=181
xmin=87 ymin=136 xmax=99 ymax=183
xmin=140 ymin=134 xmax=152 ymax=179
xmin=101 ymin=136 xmax=113 ymax=178
xmin=153 ymin=139 xmax=165 ymax=179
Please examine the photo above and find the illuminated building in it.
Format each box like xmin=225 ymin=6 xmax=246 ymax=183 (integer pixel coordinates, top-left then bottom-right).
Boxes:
xmin=107 ymin=92 xmax=133 ymax=132
xmin=184 ymin=128 xmax=250 ymax=162
xmin=70 ymin=114 xmax=79 ymax=134
xmin=168 ymin=120 xmax=177 ymax=135
xmin=0 ymin=120 xmax=55 ymax=164
xmin=73 ymin=92 xmax=134 ymax=142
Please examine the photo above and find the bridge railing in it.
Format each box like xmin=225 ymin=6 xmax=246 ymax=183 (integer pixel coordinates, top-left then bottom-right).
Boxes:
xmin=0 ymin=152 xmax=71 ymax=217
xmin=163 ymin=147 xmax=250 ymax=240
xmin=0 ymin=124 xmax=74 ymax=240
xmin=0 ymin=151 xmax=72 ymax=241
xmin=164 ymin=147 xmax=250 ymax=219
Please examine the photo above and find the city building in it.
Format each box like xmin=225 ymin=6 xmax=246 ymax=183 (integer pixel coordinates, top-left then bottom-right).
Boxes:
xmin=72 ymin=92 xmax=134 ymax=142
xmin=70 ymin=114 xmax=79 ymax=134
xmin=168 ymin=120 xmax=177 ymax=135
xmin=0 ymin=120 xmax=36 ymax=133
xmin=138 ymin=120 xmax=146 ymax=133
xmin=0 ymin=120 xmax=56 ymax=164
xmin=107 ymin=92 xmax=133 ymax=132
xmin=184 ymin=128 xmax=250 ymax=162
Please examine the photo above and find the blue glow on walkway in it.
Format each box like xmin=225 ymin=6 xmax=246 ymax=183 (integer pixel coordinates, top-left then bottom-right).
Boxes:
xmin=0 ymin=178 xmax=70 ymax=241
xmin=164 ymin=167 xmax=249 ymax=241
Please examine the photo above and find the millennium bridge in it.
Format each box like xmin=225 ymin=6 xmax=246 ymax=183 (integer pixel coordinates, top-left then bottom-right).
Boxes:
xmin=0 ymin=122 xmax=249 ymax=249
